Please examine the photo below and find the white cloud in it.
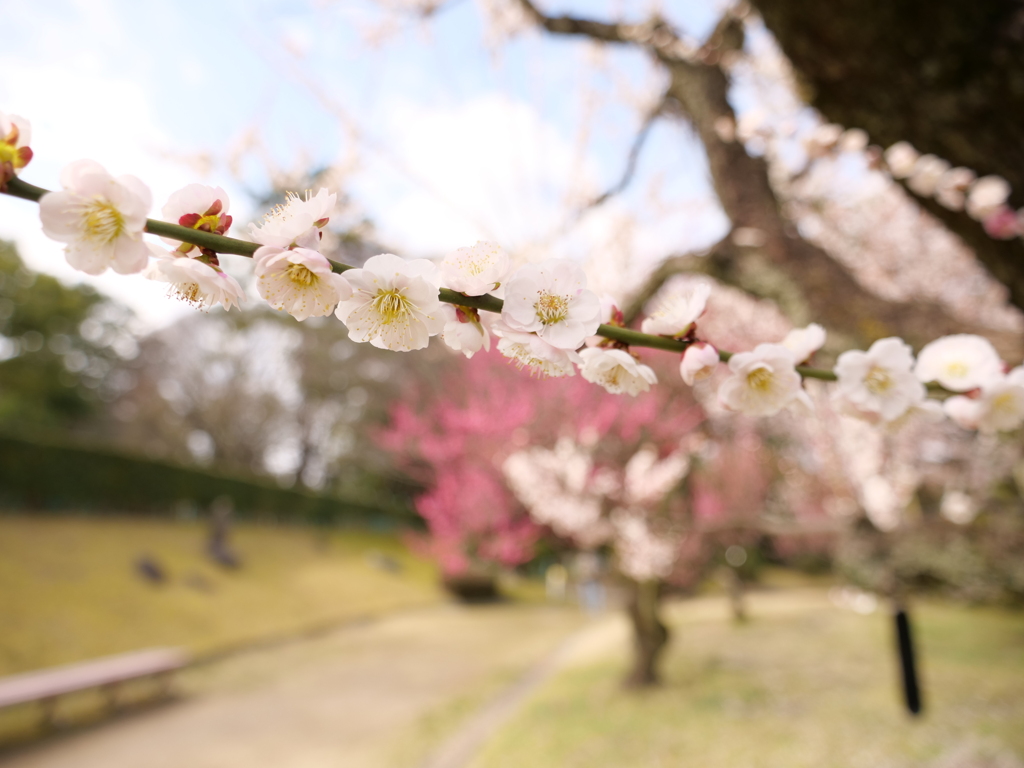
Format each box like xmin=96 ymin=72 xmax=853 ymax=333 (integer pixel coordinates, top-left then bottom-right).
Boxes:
xmin=352 ymin=92 xmax=597 ymax=256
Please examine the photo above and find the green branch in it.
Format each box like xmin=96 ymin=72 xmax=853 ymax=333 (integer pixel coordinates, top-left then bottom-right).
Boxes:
xmin=2 ymin=176 xmax=838 ymax=382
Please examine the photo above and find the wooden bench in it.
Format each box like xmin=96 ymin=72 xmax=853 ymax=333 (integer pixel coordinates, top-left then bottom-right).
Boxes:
xmin=0 ymin=647 xmax=190 ymax=727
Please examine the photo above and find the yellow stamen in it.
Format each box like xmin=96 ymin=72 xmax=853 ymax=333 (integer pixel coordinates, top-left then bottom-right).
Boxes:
xmin=945 ymin=362 xmax=969 ymax=378
xmin=286 ymin=263 xmax=317 ymax=286
xmin=506 ymin=344 xmax=557 ymax=378
xmin=747 ymin=366 xmax=773 ymax=392
xmin=170 ymin=282 xmax=202 ymax=307
xmin=992 ymin=391 xmax=1017 ymax=415
xmin=81 ymin=199 xmax=125 ymax=244
xmin=372 ymin=289 xmax=411 ymax=325
xmin=864 ymin=366 xmax=893 ymax=394
xmin=534 ymin=291 xmax=569 ymax=325
xmin=262 ymin=190 xmax=314 ymax=226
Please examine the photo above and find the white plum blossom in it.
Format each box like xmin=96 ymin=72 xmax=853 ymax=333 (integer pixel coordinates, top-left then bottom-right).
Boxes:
xmin=439 ymin=241 xmax=511 ymax=295
xmin=440 ymin=303 xmax=491 ymax=358
xmin=943 ymin=368 xmax=1024 ymax=434
xmin=39 ymin=159 xmax=152 ymax=275
xmin=679 ymin=342 xmax=719 ymax=385
xmin=640 ymin=282 xmax=711 ymax=337
xmin=939 ymin=490 xmax=978 ymax=525
xmin=832 ymin=389 xmax=942 ymax=430
xmin=161 ymin=183 xmax=232 ymax=254
xmin=493 ymin=321 xmax=581 ymax=378
xmin=883 ymin=142 xmax=919 ymax=179
xmin=503 ymin=438 xmax=613 ymax=548
xmin=942 ymin=396 xmax=979 ymax=431
xmin=597 ymin=294 xmax=620 ymax=324
xmin=501 ymin=259 xmax=601 ymax=350
xmin=934 ymin=167 xmax=976 ymax=211
xmin=578 ymin=348 xmax=657 ymax=396
xmin=610 ymin=510 xmax=679 ymax=581
xmin=255 ymin=246 xmax=352 ymax=321
xmin=718 ymin=343 xmax=811 ymax=416
xmin=335 ymin=253 xmax=444 ymax=351
xmin=838 ymin=128 xmax=869 ymax=153
xmin=834 ymin=337 xmax=926 ymax=422
xmin=907 ymin=154 xmax=950 ymax=197
xmin=145 ymin=246 xmax=244 ymax=311
xmin=914 ymin=334 xmax=1003 ymax=391
xmin=803 ymin=123 xmax=843 ymax=157
xmin=966 ymin=175 xmax=1011 ymax=221
xmin=249 ymin=188 xmax=335 ymax=250
xmin=505 ymin=438 xmax=689 ymax=580
xmin=0 ymin=112 xmax=32 ymax=186
xmin=622 ymin=445 xmax=690 ymax=507
xmin=860 ymin=475 xmax=903 ymax=531
xmin=781 ymin=323 xmax=826 ymax=363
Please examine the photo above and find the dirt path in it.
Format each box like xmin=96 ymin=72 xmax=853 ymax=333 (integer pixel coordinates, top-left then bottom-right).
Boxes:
xmin=417 ymin=613 xmax=623 ymax=768
xmin=3 ymin=603 xmax=592 ymax=768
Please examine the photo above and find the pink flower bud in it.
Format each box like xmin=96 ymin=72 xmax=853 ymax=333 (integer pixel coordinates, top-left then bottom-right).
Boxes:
xmin=680 ymin=342 xmax=719 ymax=385
xmin=982 ymin=205 xmax=1020 ymax=240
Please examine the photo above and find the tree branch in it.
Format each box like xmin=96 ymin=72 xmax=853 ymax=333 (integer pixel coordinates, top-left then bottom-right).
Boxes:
xmin=753 ymin=0 xmax=1024 ymax=313
xmin=516 ymin=0 xmax=661 ymax=45
xmin=587 ymin=93 xmax=667 ymax=210
xmin=0 ymin=176 xmax=842 ymax=380
xmin=892 ymin=177 xmax=1024 ymax=314
xmin=513 ymin=1 xmax=1020 ymax=359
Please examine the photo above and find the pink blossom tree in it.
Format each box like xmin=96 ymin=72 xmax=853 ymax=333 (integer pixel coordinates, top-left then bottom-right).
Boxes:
xmin=383 ymin=348 xmax=727 ymax=685
xmin=377 ymin=350 xmax=552 ymax=583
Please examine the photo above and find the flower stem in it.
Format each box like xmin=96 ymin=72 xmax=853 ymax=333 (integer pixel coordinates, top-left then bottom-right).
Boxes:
xmin=2 ymin=176 xmax=840 ymax=381
xmin=146 ymin=219 xmax=259 ymax=257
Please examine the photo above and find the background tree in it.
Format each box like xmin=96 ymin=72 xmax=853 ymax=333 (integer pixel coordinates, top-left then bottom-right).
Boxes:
xmin=0 ymin=240 xmax=137 ymax=440
xmin=509 ymin=0 xmax=1021 ymax=359
xmin=385 ymin=348 xmax=723 ymax=685
xmin=755 ymin=0 xmax=1024 ymax=309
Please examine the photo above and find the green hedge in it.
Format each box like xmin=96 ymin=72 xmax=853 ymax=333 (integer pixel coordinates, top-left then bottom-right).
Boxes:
xmin=0 ymin=434 xmax=414 ymax=527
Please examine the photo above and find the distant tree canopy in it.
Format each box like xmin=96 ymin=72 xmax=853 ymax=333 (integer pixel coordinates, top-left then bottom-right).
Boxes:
xmin=0 ymin=240 xmax=133 ymax=436
xmin=0 ymin=239 xmax=421 ymax=517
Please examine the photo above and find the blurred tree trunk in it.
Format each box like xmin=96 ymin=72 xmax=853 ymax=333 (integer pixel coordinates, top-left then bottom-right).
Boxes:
xmin=624 ymin=578 xmax=670 ymax=687
xmin=516 ymin=1 xmax=1018 ymax=353
xmin=754 ymin=0 xmax=1024 ymax=312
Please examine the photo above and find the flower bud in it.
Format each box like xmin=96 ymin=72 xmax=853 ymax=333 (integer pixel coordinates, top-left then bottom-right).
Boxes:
xmin=680 ymin=342 xmax=719 ymax=385
xmin=0 ymin=112 xmax=32 ymax=189
xmin=982 ymin=205 xmax=1020 ymax=240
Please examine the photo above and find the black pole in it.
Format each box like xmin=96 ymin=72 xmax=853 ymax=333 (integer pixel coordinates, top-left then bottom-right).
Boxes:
xmin=894 ymin=608 xmax=923 ymax=715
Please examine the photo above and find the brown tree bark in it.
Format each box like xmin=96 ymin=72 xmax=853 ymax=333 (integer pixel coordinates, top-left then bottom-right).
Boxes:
xmin=515 ymin=1 xmax=1016 ymax=352
xmin=623 ymin=578 xmax=670 ymax=687
xmin=754 ymin=0 xmax=1024 ymax=312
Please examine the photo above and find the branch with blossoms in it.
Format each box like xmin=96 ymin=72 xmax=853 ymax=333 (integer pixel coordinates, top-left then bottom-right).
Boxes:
xmin=1 ymin=110 xmax=1023 ymax=434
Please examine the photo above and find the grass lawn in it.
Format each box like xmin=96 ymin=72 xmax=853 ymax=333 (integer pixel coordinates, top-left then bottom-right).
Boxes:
xmin=0 ymin=513 xmax=443 ymax=677
xmin=473 ymin=589 xmax=1024 ymax=768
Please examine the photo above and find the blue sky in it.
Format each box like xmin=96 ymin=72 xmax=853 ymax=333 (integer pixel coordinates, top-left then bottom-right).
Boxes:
xmin=1 ymin=0 xmax=730 ymax=327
